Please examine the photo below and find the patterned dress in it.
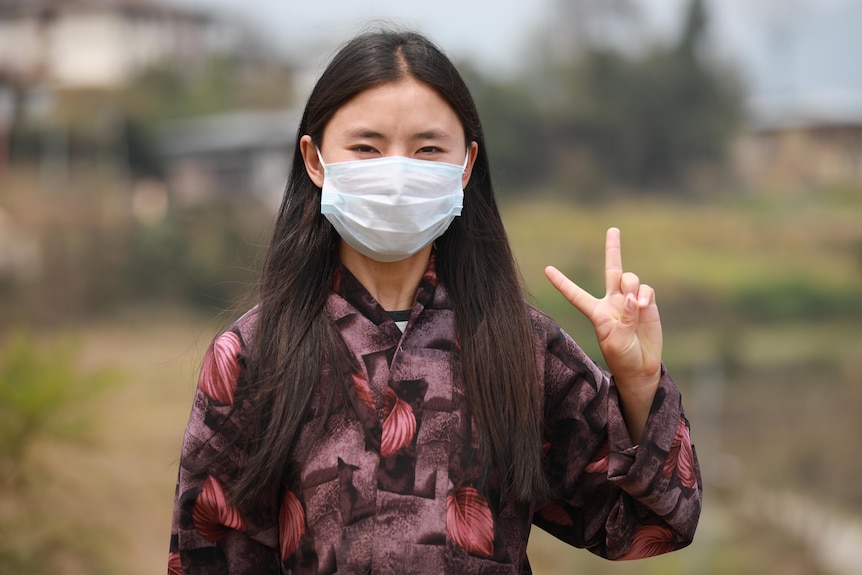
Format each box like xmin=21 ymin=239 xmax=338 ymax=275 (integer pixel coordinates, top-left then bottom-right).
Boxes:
xmin=168 ymin=259 xmax=701 ymax=574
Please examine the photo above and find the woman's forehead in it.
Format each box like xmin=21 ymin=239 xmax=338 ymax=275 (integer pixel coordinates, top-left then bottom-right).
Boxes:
xmin=326 ymin=78 xmax=463 ymax=138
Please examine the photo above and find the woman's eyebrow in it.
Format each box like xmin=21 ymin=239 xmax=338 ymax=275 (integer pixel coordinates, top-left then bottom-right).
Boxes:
xmin=411 ymin=129 xmax=453 ymax=141
xmin=343 ymin=127 xmax=386 ymax=139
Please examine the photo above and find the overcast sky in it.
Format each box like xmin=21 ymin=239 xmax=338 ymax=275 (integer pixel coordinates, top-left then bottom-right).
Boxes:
xmin=172 ymin=0 xmax=862 ymax=112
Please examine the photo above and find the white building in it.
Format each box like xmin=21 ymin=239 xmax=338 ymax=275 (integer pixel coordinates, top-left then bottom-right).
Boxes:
xmin=0 ymin=0 xmax=228 ymax=90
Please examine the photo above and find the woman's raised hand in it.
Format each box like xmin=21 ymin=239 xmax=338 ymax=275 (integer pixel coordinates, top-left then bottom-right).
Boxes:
xmin=544 ymin=228 xmax=662 ymax=405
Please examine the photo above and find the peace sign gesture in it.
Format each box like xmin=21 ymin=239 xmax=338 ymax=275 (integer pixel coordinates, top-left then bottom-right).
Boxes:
xmin=544 ymin=228 xmax=662 ymax=440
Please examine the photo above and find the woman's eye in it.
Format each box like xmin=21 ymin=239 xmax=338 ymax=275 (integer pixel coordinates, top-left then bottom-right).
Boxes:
xmin=418 ymin=146 xmax=442 ymax=154
xmin=351 ymin=145 xmax=378 ymax=154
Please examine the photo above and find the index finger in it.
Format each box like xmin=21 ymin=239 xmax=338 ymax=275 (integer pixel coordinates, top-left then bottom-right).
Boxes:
xmin=605 ymin=227 xmax=623 ymax=296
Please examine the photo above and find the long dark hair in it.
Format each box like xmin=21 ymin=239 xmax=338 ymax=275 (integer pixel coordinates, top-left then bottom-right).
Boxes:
xmin=231 ymin=29 xmax=547 ymax=507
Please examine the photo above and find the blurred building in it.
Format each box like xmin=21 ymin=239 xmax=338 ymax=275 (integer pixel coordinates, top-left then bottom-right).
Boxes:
xmin=0 ymin=0 xmax=300 ymax=208
xmin=0 ymin=0 xmax=229 ymax=90
xmin=156 ymin=108 xmax=300 ymax=208
xmin=736 ymin=92 xmax=862 ymax=190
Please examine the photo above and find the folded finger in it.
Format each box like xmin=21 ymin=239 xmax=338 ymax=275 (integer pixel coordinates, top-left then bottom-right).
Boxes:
xmin=620 ymin=271 xmax=640 ymax=298
xmin=637 ymin=283 xmax=655 ymax=307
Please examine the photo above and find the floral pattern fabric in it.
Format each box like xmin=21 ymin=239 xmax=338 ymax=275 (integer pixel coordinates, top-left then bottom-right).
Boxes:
xmin=168 ymin=260 xmax=702 ymax=574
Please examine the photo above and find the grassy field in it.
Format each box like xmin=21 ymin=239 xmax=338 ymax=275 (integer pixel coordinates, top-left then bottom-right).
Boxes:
xmin=3 ymin=189 xmax=861 ymax=574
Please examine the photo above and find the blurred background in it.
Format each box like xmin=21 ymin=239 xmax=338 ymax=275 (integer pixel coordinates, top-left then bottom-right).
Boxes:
xmin=1 ymin=0 xmax=860 ymax=573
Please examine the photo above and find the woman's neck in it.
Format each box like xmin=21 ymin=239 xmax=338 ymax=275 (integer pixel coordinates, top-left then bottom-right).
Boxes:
xmin=338 ymin=242 xmax=432 ymax=311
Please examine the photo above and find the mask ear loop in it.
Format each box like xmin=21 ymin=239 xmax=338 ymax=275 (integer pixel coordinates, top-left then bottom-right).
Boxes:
xmin=434 ymin=155 xmax=468 ymax=252
xmin=315 ymin=147 xmax=328 ymax=171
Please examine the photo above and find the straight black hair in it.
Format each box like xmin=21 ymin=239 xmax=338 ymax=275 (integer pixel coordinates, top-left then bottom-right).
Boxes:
xmin=230 ymin=29 xmax=548 ymax=507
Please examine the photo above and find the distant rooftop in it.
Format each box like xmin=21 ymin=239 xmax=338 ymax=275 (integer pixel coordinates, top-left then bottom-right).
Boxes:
xmin=156 ymin=109 xmax=302 ymax=157
xmin=749 ymin=89 xmax=862 ymax=132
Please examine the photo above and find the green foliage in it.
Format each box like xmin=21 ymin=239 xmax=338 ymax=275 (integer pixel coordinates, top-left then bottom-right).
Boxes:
xmin=547 ymin=0 xmax=743 ymax=193
xmin=0 ymin=333 xmax=119 ymax=574
xmin=470 ymin=0 xmax=744 ymax=197
xmin=119 ymin=56 xmax=235 ymax=121
xmin=563 ymin=49 xmax=740 ymax=189
xmin=119 ymin=117 xmax=164 ymax=179
xmin=118 ymin=54 xmax=296 ymax=122
xmin=459 ymin=62 xmax=554 ymax=195
xmin=732 ymin=281 xmax=862 ymax=322
xmin=119 ymin=205 xmax=262 ymax=310
xmin=0 ymin=334 xmax=117 ymax=484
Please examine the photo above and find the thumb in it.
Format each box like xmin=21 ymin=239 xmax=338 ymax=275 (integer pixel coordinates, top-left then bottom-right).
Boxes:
xmin=544 ymin=265 xmax=597 ymax=319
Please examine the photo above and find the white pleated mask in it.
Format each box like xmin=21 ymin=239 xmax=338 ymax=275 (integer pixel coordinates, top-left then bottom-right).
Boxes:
xmin=317 ymin=149 xmax=466 ymax=262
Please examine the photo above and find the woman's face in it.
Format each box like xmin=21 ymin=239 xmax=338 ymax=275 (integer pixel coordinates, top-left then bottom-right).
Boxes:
xmin=300 ymin=77 xmax=478 ymax=189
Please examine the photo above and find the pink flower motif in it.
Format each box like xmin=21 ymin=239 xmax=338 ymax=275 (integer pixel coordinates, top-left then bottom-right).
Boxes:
xmin=534 ymin=501 xmax=573 ymax=526
xmin=192 ymin=475 xmax=246 ymax=542
xmin=279 ymin=490 xmax=306 ymax=560
xmin=381 ymin=387 xmax=417 ymax=457
xmin=585 ymin=439 xmax=609 ymax=474
xmin=198 ymin=331 xmax=242 ymax=406
xmin=663 ymin=419 xmax=698 ymax=489
xmin=167 ymin=551 xmax=182 ymax=575
xmin=618 ymin=524 xmax=676 ymax=559
xmin=351 ymin=373 xmax=375 ymax=411
xmin=446 ymin=486 xmax=495 ymax=558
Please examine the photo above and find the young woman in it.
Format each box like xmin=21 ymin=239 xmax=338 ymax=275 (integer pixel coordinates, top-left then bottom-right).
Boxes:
xmin=168 ymin=29 xmax=701 ymax=574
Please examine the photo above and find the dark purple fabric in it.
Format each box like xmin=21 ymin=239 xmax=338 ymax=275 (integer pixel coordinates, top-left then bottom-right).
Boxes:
xmin=169 ymin=260 xmax=701 ymax=574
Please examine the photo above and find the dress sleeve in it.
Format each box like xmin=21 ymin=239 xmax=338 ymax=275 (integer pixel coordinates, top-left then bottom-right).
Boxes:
xmin=532 ymin=315 xmax=702 ymax=560
xmin=167 ymin=328 xmax=281 ymax=575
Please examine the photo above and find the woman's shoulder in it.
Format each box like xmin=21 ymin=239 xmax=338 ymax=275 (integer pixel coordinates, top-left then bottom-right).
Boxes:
xmin=526 ymin=302 xmax=560 ymax=335
xmin=525 ymin=302 xmax=591 ymax=363
xmin=230 ymin=305 xmax=259 ymax=347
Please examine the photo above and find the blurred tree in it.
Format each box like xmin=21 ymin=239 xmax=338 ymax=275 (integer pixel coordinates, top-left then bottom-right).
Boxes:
xmin=458 ymin=62 xmax=553 ymax=195
xmin=120 ymin=117 xmax=164 ymax=180
xmin=541 ymin=0 xmax=744 ymax=196
xmin=118 ymin=53 xmax=297 ymax=122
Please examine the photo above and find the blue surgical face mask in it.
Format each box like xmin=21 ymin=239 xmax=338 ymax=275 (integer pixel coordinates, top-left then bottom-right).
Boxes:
xmin=317 ymin=150 xmax=467 ymax=262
